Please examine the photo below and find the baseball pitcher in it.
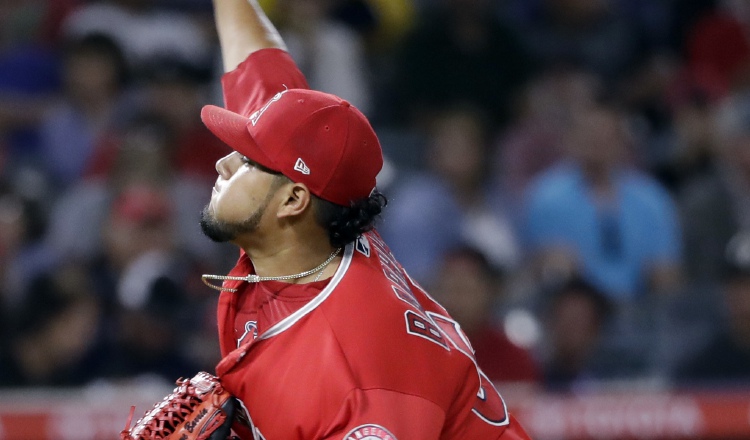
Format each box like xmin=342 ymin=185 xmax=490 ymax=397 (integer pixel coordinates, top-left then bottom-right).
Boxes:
xmin=121 ymin=1 xmax=532 ymax=439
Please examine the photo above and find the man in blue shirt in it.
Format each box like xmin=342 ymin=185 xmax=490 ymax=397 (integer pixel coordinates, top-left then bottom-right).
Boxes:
xmin=524 ymin=103 xmax=682 ymax=301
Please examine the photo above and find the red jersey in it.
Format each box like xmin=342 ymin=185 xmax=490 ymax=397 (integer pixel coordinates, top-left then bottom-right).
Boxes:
xmin=213 ymin=49 xmax=531 ymax=440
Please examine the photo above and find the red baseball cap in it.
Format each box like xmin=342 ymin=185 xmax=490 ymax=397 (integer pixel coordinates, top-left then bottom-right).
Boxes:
xmin=201 ymin=89 xmax=383 ymax=206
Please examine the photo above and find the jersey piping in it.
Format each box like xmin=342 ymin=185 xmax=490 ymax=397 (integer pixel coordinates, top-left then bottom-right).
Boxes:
xmin=258 ymin=242 xmax=354 ymax=340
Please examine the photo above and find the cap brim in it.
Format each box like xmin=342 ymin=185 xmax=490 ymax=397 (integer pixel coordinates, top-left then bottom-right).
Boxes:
xmin=201 ymin=105 xmax=276 ymax=169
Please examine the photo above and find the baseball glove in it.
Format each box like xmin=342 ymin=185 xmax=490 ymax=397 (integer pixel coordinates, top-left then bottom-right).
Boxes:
xmin=121 ymin=371 xmax=238 ymax=440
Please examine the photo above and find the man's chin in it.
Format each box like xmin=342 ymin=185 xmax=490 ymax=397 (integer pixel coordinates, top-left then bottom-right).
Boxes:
xmin=200 ymin=207 xmax=235 ymax=243
xmin=199 ymin=200 xmax=264 ymax=243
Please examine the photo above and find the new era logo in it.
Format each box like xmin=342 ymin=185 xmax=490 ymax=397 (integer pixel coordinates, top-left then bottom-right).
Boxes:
xmin=294 ymin=158 xmax=310 ymax=175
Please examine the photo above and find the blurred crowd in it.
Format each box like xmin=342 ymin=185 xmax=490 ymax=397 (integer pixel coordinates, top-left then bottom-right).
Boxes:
xmin=0 ymin=0 xmax=749 ymax=393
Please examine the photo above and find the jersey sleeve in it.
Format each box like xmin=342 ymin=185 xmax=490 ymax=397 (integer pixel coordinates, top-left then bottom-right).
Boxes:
xmin=221 ymin=48 xmax=309 ymax=117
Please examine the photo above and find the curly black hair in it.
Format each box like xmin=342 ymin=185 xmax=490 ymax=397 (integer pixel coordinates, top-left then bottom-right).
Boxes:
xmin=313 ymin=190 xmax=388 ymax=248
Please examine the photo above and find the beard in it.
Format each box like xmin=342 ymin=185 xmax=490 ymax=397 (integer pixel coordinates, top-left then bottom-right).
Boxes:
xmin=199 ymin=205 xmax=265 ymax=242
xmin=200 ymin=175 xmax=285 ymax=243
xmin=200 ymin=190 xmax=275 ymax=243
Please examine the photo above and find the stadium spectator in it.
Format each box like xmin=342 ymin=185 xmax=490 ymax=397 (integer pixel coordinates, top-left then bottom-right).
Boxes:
xmin=517 ymin=0 xmax=640 ymax=85
xmin=539 ymin=276 xmax=614 ymax=391
xmin=683 ymin=0 xmax=750 ymax=97
xmin=0 ymin=263 xmax=108 ymax=387
xmin=674 ymin=232 xmax=750 ymax=386
xmin=523 ymin=103 xmax=683 ymax=301
xmin=62 ymin=0 xmax=212 ymax=73
xmin=44 ymin=113 xmax=226 ymax=267
xmin=380 ymin=107 xmax=519 ymax=284
xmin=0 ymin=0 xmax=63 ymax=166
xmin=387 ymin=0 xmax=534 ymax=128
xmin=103 ymin=188 xmax=200 ymax=380
xmin=429 ymin=246 xmax=540 ymax=384
xmin=87 ymin=182 xmax=207 ymax=381
xmin=137 ymin=57 xmax=229 ymax=180
xmin=38 ymin=34 xmax=130 ymax=189
xmin=0 ymin=173 xmax=55 ymax=310
xmin=492 ymin=67 xmax=599 ymax=219
xmin=679 ymin=92 xmax=750 ymax=283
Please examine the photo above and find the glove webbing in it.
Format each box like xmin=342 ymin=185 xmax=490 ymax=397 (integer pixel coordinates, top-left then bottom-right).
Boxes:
xmin=121 ymin=377 xmax=228 ymax=440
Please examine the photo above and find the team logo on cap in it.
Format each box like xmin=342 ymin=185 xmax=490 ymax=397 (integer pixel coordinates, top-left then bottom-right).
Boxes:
xmin=250 ymin=87 xmax=289 ymax=126
xmin=294 ymin=158 xmax=310 ymax=175
xmin=344 ymin=424 xmax=397 ymax=440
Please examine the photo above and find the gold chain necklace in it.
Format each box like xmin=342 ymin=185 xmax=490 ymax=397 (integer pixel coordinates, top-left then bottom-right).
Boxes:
xmin=201 ymin=248 xmax=342 ymax=292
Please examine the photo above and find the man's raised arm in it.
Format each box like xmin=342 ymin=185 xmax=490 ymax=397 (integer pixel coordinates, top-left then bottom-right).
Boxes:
xmin=213 ymin=0 xmax=286 ymax=72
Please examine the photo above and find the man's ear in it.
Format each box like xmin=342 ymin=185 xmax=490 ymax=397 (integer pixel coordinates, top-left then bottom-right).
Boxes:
xmin=276 ymin=182 xmax=311 ymax=218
